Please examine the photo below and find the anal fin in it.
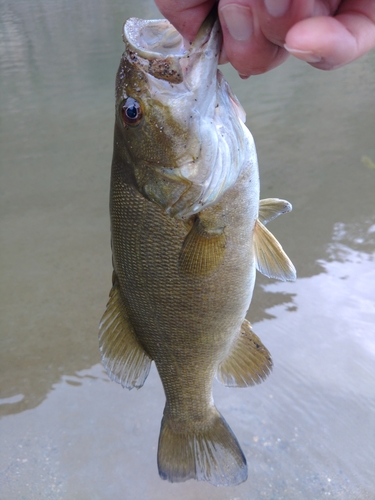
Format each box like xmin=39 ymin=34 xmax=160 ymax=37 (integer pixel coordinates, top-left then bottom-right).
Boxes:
xmin=217 ymin=319 xmax=272 ymax=387
xmin=99 ymin=276 xmax=152 ymax=389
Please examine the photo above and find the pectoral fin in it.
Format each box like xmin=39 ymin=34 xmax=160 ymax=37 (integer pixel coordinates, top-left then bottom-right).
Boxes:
xmin=253 ymin=219 xmax=296 ymax=281
xmin=179 ymin=217 xmax=226 ymax=277
xmin=259 ymin=198 xmax=292 ymax=225
xmin=216 ymin=319 xmax=272 ymax=387
xmin=99 ymin=274 xmax=152 ymax=389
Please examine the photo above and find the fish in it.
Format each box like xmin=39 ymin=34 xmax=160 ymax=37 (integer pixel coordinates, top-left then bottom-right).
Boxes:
xmin=99 ymin=9 xmax=296 ymax=487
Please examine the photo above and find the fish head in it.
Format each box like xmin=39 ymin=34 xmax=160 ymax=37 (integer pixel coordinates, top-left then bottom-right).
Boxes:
xmin=114 ymin=12 xmax=248 ymax=218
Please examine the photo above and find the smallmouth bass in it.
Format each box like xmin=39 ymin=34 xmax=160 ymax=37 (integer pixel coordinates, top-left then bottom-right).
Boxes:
xmin=99 ymin=10 xmax=296 ymax=487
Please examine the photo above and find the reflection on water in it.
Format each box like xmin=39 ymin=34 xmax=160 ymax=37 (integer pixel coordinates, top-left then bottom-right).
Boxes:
xmin=1 ymin=0 xmax=375 ymax=498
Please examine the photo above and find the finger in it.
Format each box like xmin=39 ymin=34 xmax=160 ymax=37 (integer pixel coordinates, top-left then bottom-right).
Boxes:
xmin=260 ymin=0 xmax=334 ymax=46
xmin=218 ymin=0 xmax=290 ymax=76
xmin=218 ymin=0 xmax=340 ymax=76
xmin=284 ymin=0 xmax=375 ymax=69
xmin=154 ymin=0 xmax=216 ymax=41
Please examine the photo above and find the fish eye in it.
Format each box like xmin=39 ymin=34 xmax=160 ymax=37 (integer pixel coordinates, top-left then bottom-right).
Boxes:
xmin=121 ymin=97 xmax=142 ymax=126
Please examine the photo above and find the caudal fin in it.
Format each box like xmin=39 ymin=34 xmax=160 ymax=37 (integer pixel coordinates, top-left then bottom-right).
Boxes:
xmin=157 ymin=406 xmax=247 ymax=486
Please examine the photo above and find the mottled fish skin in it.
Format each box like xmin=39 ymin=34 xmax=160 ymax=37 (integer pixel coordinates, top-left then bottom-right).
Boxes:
xmin=99 ymin=10 xmax=296 ymax=487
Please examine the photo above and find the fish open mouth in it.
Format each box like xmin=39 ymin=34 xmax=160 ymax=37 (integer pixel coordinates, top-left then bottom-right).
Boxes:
xmin=123 ymin=12 xmax=221 ymax=85
xmin=124 ymin=19 xmax=187 ymax=60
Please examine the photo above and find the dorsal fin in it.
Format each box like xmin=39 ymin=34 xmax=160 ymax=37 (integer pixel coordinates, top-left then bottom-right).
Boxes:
xmin=99 ymin=275 xmax=152 ymax=389
xmin=216 ymin=319 xmax=272 ymax=387
xmin=253 ymin=219 xmax=296 ymax=281
xmin=259 ymin=198 xmax=292 ymax=225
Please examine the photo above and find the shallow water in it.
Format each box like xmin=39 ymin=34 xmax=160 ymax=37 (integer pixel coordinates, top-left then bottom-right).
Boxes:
xmin=1 ymin=1 xmax=374 ymax=498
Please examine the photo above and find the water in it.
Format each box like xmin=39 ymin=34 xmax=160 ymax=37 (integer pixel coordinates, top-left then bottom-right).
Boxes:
xmin=1 ymin=1 xmax=374 ymax=498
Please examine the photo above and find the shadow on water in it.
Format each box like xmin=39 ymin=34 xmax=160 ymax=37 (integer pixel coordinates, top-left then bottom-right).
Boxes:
xmin=1 ymin=0 xmax=375 ymax=498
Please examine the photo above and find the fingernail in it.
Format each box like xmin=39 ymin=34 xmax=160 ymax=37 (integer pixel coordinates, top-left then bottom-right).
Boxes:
xmin=239 ymin=73 xmax=250 ymax=80
xmin=264 ymin=0 xmax=290 ymax=17
xmin=220 ymin=4 xmax=253 ymax=41
xmin=284 ymin=45 xmax=322 ymax=63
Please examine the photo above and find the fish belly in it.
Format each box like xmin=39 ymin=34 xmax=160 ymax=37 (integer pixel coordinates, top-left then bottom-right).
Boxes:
xmin=111 ymin=159 xmax=257 ymax=404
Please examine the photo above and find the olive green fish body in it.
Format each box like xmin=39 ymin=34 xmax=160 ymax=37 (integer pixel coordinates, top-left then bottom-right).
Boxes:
xmin=111 ymin=155 xmax=257 ymax=394
xmin=100 ymin=13 xmax=296 ymax=487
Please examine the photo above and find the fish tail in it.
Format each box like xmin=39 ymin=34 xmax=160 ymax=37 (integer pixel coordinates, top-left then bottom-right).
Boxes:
xmin=157 ymin=406 xmax=247 ymax=486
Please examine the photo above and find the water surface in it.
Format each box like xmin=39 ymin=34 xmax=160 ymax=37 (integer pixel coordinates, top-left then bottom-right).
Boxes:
xmin=1 ymin=1 xmax=374 ymax=498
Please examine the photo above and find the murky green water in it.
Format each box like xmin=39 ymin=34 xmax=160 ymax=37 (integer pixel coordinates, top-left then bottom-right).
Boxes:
xmin=1 ymin=1 xmax=374 ymax=498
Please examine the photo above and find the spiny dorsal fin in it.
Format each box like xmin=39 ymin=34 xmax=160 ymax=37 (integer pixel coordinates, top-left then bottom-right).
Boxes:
xmin=179 ymin=217 xmax=226 ymax=277
xmin=253 ymin=219 xmax=296 ymax=281
xmin=158 ymin=406 xmax=247 ymax=486
xmin=259 ymin=198 xmax=292 ymax=225
xmin=99 ymin=277 xmax=152 ymax=389
xmin=216 ymin=319 xmax=272 ymax=387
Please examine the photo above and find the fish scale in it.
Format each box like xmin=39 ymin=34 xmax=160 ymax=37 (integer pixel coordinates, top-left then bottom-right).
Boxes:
xmin=99 ymin=10 xmax=296 ymax=487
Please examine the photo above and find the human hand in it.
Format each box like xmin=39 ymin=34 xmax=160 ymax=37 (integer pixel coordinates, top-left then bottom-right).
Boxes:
xmin=154 ymin=0 xmax=375 ymax=77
